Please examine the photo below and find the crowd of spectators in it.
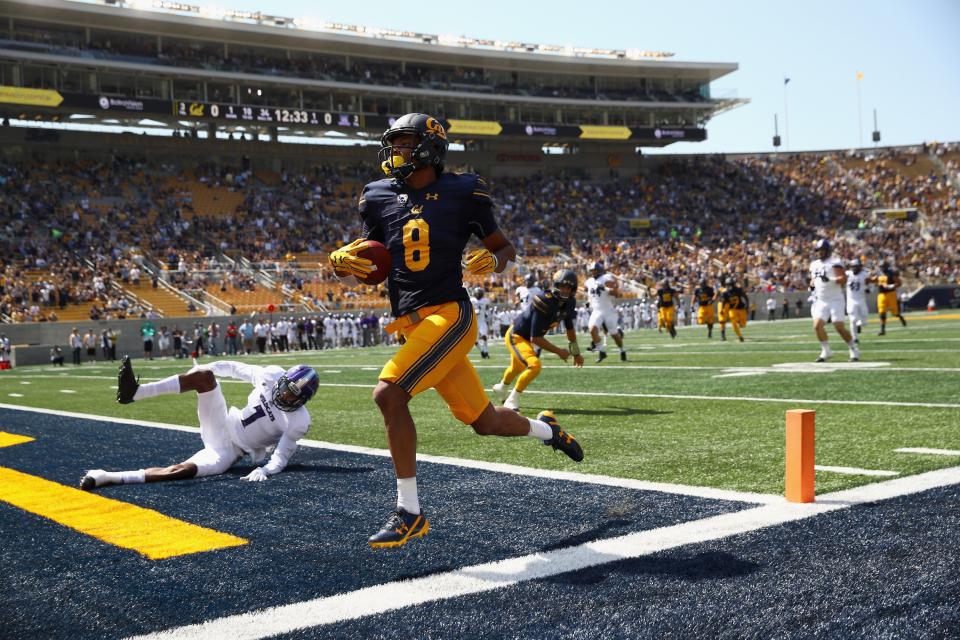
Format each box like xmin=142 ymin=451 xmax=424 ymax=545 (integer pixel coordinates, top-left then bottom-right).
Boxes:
xmin=1 ymin=142 xmax=957 ymax=322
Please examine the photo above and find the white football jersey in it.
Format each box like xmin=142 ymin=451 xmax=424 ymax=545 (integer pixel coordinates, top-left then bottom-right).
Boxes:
xmin=210 ymin=363 xmax=311 ymax=454
xmin=809 ymin=257 xmax=845 ymax=302
xmin=585 ymin=274 xmax=617 ymax=311
xmin=845 ymin=270 xmax=868 ymax=302
xmin=472 ymin=295 xmax=490 ymax=317
xmin=515 ymin=285 xmax=542 ymax=308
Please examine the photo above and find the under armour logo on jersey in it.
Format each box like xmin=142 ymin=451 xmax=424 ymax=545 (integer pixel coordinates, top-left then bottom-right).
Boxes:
xmin=425 ymin=193 xmax=440 ymax=201
xmin=397 ymin=194 xmax=408 ymax=205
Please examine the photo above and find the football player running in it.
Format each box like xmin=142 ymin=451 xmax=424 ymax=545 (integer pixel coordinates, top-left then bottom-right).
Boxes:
xmin=876 ymin=262 xmax=907 ymax=335
xmin=808 ymin=239 xmax=859 ymax=362
xmin=470 ymin=286 xmax=492 ymax=359
xmin=584 ymin=261 xmax=626 ymax=362
xmin=328 ymin=113 xmax=583 ymax=549
xmin=656 ymin=280 xmax=678 ymax=339
xmin=725 ymin=278 xmax=749 ymax=342
xmin=845 ymin=258 xmax=873 ymax=341
xmin=691 ymin=279 xmax=717 ymax=339
xmin=493 ymin=269 xmax=585 ymax=411
xmin=80 ymin=356 xmax=319 ymax=490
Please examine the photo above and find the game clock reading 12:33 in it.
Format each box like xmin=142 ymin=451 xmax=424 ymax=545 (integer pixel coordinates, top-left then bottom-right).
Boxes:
xmin=175 ymin=101 xmax=363 ymax=127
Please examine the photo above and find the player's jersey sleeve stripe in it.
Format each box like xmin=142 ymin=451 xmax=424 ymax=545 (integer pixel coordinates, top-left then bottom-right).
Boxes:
xmin=395 ymin=300 xmax=474 ymax=394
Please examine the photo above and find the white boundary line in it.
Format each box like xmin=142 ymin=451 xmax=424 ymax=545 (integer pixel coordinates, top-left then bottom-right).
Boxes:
xmin=895 ymin=447 xmax=960 ymax=456
xmin=0 ymin=403 xmax=774 ymax=504
xmin=125 ymin=465 xmax=960 ymax=640
xmin=6 ymin=377 xmax=960 ymax=409
xmin=814 ymin=464 xmax=898 ymax=477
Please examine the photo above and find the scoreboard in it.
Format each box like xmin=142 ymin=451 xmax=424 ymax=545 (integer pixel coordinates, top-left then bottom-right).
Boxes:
xmin=174 ymin=101 xmax=392 ymax=129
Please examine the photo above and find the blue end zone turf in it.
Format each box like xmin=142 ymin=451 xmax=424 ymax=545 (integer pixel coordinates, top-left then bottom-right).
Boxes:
xmin=307 ymin=486 xmax=960 ymax=640
xmin=0 ymin=408 xmax=754 ymax=639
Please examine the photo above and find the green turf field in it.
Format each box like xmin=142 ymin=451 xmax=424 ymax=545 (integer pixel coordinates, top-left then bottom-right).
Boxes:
xmin=2 ymin=312 xmax=958 ymax=495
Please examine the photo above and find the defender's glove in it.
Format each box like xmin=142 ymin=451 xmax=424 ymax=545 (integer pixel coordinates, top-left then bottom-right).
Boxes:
xmin=464 ymin=248 xmax=498 ymax=275
xmin=242 ymin=467 xmax=269 ymax=482
xmin=329 ymin=239 xmax=376 ymax=278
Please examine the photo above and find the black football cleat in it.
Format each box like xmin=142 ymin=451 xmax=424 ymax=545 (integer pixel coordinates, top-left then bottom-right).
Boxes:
xmin=596 ymin=351 xmax=607 ymax=363
xmin=537 ymin=410 xmax=584 ymax=462
xmin=620 ymin=351 xmax=627 ymax=362
xmin=116 ymin=356 xmax=139 ymax=404
xmin=368 ymin=509 xmax=429 ymax=549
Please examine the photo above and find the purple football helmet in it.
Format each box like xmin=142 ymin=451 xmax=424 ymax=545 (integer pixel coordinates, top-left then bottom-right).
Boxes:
xmin=272 ymin=364 xmax=319 ymax=412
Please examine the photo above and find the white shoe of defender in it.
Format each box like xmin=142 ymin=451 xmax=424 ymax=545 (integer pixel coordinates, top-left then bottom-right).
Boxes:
xmin=815 ymin=348 xmax=833 ymax=363
xmin=492 ymin=382 xmax=507 ymax=401
xmin=849 ymin=345 xmax=860 ymax=362
xmin=503 ymin=392 xmax=520 ymax=412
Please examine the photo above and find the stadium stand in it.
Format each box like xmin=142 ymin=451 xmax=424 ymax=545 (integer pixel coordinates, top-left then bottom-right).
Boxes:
xmin=2 ymin=141 xmax=957 ymax=324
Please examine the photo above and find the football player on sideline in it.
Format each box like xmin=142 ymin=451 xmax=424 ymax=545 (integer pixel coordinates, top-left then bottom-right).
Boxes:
xmin=329 ymin=113 xmax=583 ymax=549
xmin=584 ymin=262 xmax=626 ymax=362
xmin=80 ymin=356 xmax=318 ymax=490
xmin=493 ymin=269 xmax=585 ymax=411
xmin=876 ymin=262 xmax=907 ymax=335
xmin=808 ymin=240 xmax=859 ymax=362
xmin=845 ymin=258 xmax=874 ymax=341
xmin=471 ymin=287 xmax=492 ymax=359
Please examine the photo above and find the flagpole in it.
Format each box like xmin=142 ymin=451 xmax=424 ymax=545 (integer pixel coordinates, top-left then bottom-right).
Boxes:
xmin=783 ymin=78 xmax=790 ymax=151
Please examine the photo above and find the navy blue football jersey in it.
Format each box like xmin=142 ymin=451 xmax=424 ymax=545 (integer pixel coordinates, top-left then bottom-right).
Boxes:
xmin=512 ymin=291 xmax=576 ymax=340
xmin=358 ymin=173 xmax=498 ymax=317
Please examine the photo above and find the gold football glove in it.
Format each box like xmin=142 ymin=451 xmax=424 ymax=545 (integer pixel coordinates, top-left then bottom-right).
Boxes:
xmin=464 ymin=248 xmax=498 ymax=275
xmin=329 ymin=239 xmax=376 ymax=277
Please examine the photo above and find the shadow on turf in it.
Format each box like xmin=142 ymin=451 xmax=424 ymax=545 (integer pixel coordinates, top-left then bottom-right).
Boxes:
xmin=224 ymin=463 xmax=375 ymax=477
xmin=556 ymin=407 xmax=672 ymax=417
xmin=545 ymin=551 xmax=762 ymax=585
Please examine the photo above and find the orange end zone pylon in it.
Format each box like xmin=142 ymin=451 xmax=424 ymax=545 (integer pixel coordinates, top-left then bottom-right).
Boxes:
xmin=786 ymin=409 xmax=815 ymax=502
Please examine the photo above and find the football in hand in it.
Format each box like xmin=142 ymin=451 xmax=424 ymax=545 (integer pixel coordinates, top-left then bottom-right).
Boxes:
xmin=339 ymin=240 xmax=391 ymax=285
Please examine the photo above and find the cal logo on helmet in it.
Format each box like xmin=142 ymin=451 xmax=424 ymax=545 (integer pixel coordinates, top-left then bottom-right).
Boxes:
xmin=425 ymin=117 xmax=447 ymax=140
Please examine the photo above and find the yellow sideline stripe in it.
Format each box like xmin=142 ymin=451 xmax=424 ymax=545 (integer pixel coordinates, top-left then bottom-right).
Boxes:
xmin=0 ymin=432 xmax=35 ymax=448
xmin=0 ymin=467 xmax=247 ymax=559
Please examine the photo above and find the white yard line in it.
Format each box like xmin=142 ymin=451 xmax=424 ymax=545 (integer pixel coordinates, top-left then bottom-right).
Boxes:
xmin=6 ymin=376 xmax=960 ymax=409
xmin=126 ymin=465 xmax=960 ymax=640
xmin=0 ymin=403 xmax=772 ymax=504
xmin=814 ymin=465 xmax=899 ymax=477
xmin=895 ymin=447 xmax=960 ymax=456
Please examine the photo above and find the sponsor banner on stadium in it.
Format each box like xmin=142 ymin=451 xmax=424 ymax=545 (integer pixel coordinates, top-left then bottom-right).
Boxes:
xmin=446 ymin=119 xmax=502 ymax=136
xmin=500 ymin=123 xmax=581 ymax=137
xmin=62 ymin=94 xmax=170 ymax=113
xmin=631 ymin=127 xmax=707 ymax=141
xmin=0 ymin=86 xmax=64 ymax=107
xmin=579 ymin=125 xmax=632 ymax=140
xmin=628 ymin=218 xmax=652 ymax=229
